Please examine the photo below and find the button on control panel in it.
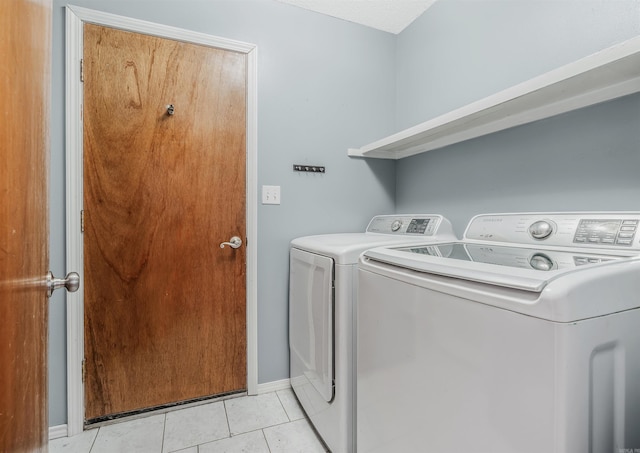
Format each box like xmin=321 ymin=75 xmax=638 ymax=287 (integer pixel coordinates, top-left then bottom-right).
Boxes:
xmin=574 ymin=256 xmax=614 ymax=266
xmin=573 ymin=219 xmax=638 ymax=246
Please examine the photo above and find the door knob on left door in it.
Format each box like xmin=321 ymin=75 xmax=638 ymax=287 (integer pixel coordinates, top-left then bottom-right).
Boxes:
xmin=220 ymin=236 xmax=242 ymax=249
xmin=47 ymin=271 xmax=80 ymax=297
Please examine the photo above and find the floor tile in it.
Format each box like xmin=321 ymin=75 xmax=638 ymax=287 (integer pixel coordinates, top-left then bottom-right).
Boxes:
xmin=162 ymin=402 xmax=229 ymax=453
xmin=276 ymin=388 xmax=306 ymax=421
xmin=198 ymin=430 xmax=270 ymax=453
xmin=49 ymin=428 xmax=98 ymax=453
xmin=50 ymin=390 xmax=315 ymax=453
xmin=91 ymin=414 xmax=165 ymax=453
xmin=225 ymin=393 xmax=289 ymax=435
xmin=263 ymin=418 xmax=327 ymax=453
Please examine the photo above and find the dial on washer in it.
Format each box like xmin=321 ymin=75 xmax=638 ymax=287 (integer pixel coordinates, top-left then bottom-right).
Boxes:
xmin=391 ymin=220 xmax=403 ymax=232
xmin=529 ymin=220 xmax=554 ymax=239
xmin=529 ymin=253 xmax=554 ymax=271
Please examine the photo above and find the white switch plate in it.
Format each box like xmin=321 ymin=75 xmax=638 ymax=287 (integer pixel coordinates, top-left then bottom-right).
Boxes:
xmin=262 ymin=185 xmax=281 ymax=205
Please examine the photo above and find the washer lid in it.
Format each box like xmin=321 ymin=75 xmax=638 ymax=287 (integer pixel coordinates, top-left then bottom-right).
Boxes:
xmin=290 ymin=214 xmax=456 ymax=264
xmin=364 ymin=242 xmax=629 ymax=292
xmin=290 ymin=233 xmax=441 ymax=264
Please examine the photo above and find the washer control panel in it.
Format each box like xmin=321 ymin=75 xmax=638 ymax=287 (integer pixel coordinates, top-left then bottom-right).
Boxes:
xmin=465 ymin=213 xmax=640 ymax=250
xmin=573 ymin=218 xmax=638 ymax=246
xmin=366 ymin=215 xmax=452 ymax=236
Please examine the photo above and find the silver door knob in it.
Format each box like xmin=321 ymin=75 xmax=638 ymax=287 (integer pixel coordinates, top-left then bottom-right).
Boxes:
xmin=220 ymin=236 xmax=242 ymax=249
xmin=47 ymin=271 xmax=80 ymax=297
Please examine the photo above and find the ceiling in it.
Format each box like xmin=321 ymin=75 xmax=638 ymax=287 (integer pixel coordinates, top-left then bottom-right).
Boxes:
xmin=276 ymin=0 xmax=438 ymax=34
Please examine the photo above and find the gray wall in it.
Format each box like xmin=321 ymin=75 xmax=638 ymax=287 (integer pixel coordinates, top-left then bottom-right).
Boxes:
xmin=394 ymin=0 xmax=640 ymax=236
xmin=49 ymin=0 xmax=397 ymax=426
xmin=49 ymin=0 xmax=640 ymax=428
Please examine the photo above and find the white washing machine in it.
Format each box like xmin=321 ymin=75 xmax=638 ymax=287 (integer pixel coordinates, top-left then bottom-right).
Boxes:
xmin=357 ymin=212 xmax=640 ymax=453
xmin=289 ymin=214 xmax=456 ymax=453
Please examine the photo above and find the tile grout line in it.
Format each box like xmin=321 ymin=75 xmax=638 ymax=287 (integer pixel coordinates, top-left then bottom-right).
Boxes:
xmin=88 ymin=426 xmax=99 ymax=453
xmin=160 ymin=413 xmax=167 ymax=453
xmin=273 ymin=390 xmax=291 ymax=422
xmin=223 ymin=399 xmax=232 ymax=438
xmin=261 ymin=428 xmax=273 ymax=453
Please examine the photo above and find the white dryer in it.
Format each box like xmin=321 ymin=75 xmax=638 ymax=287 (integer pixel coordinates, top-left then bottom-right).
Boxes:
xmin=289 ymin=214 xmax=456 ymax=453
xmin=357 ymin=212 xmax=640 ymax=453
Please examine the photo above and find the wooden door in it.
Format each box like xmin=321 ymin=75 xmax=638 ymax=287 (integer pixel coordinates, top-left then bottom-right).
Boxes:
xmin=0 ymin=0 xmax=52 ymax=451
xmin=83 ymin=24 xmax=247 ymax=422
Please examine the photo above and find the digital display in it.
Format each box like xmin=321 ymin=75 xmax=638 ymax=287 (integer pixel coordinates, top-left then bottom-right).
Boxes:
xmin=578 ymin=219 xmax=621 ymax=234
xmin=407 ymin=218 xmax=431 ymax=234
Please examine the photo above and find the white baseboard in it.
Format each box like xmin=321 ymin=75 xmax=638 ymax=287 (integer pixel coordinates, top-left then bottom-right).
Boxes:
xmin=49 ymin=424 xmax=68 ymax=440
xmin=256 ymin=378 xmax=291 ymax=394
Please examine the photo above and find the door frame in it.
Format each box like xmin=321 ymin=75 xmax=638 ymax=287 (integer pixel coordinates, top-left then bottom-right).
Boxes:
xmin=64 ymin=5 xmax=258 ymax=436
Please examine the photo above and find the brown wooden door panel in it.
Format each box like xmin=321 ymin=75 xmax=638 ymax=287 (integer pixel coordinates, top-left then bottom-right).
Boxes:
xmin=83 ymin=24 xmax=247 ymax=420
xmin=0 ymin=0 xmax=51 ymax=450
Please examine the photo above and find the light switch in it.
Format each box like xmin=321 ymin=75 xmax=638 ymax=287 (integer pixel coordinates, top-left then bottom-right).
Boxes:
xmin=262 ymin=185 xmax=281 ymax=205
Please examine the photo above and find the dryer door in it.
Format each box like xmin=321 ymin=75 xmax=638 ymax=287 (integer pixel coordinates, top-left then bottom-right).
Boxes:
xmin=289 ymin=248 xmax=334 ymax=402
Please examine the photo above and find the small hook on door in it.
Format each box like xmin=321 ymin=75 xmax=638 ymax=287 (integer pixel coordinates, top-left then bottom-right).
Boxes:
xmin=166 ymin=104 xmax=175 ymax=116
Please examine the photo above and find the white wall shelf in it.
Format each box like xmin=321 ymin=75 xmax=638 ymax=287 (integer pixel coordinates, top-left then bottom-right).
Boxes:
xmin=348 ymin=35 xmax=640 ymax=160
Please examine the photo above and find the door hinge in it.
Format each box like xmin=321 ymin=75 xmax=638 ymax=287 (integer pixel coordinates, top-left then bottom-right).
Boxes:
xmin=81 ymin=210 xmax=85 ymax=233
xmin=80 ymin=58 xmax=84 ymax=82
xmin=82 ymin=358 xmax=86 ymax=383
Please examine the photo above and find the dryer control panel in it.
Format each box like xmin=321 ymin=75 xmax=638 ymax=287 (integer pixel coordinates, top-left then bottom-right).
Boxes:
xmin=366 ymin=215 xmax=453 ymax=236
xmin=464 ymin=212 xmax=640 ymax=251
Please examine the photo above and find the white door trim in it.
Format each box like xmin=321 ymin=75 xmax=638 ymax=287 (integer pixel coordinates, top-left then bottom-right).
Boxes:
xmin=65 ymin=5 xmax=258 ymax=436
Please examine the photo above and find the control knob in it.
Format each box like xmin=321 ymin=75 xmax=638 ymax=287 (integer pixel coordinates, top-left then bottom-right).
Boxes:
xmin=391 ymin=220 xmax=402 ymax=232
xmin=529 ymin=220 xmax=554 ymax=240
xmin=529 ymin=253 xmax=554 ymax=271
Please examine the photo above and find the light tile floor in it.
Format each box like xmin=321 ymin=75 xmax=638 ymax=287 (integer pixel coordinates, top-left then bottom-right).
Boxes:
xmin=50 ymin=389 xmax=328 ymax=453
